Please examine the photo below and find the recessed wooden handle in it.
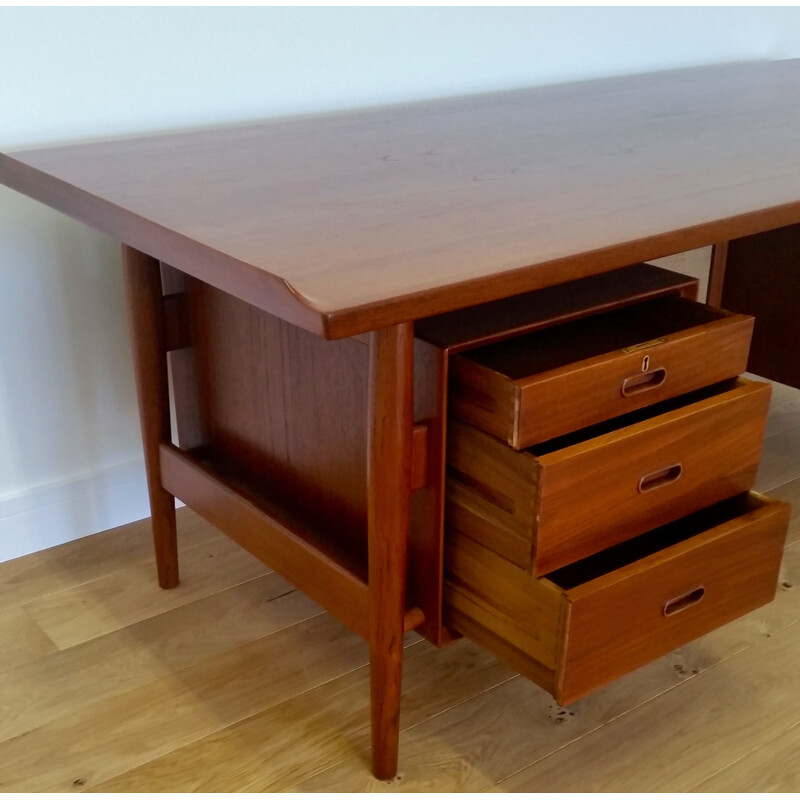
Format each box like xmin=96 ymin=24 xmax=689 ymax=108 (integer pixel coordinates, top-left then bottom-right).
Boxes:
xmin=638 ymin=463 xmax=682 ymax=493
xmin=621 ymin=367 xmax=667 ymax=396
xmin=663 ymin=586 xmax=705 ymax=616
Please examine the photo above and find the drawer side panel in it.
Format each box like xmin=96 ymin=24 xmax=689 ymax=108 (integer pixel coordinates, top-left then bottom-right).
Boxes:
xmin=557 ymin=498 xmax=789 ymax=705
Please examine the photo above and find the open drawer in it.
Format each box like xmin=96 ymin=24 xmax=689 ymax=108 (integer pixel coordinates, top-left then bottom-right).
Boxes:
xmin=449 ymin=295 xmax=754 ymax=449
xmin=445 ymin=492 xmax=790 ymax=706
xmin=447 ymin=378 xmax=771 ymax=575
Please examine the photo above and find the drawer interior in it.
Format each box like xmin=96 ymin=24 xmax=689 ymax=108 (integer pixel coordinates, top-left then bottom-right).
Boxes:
xmin=547 ymin=492 xmax=766 ymax=590
xmin=460 ymin=295 xmax=730 ymax=379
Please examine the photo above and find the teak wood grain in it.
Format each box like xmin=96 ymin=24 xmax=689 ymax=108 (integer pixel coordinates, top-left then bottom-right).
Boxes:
xmin=450 ymin=296 xmax=754 ymax=448
xmin=414 ymin=262 xmax=698 ymax=353
xmin=188 ymin=280 xmax=372 ymax=570
xmin=367 ymin=324 xmax=414 ymax=780
xmin=447 ymin=379 xmax=771 ymax=575
xmin=555 ymin=493 xmax=789 ymax=704
xmin=159 ymin=443 xmax=370 ymax=638
xmin=713 ymin=223 xmax=800 ymax=390
xmin=410 ymin=263 xmax=702 ymax=628
xmin=4 ymin=60 xmax=799 ymax=786
xmin=122 ymin=246 xmax=179 ymax=589
xmin=445 ymin=493 xmax=790 ymax=706
xmin=5 ymin=61 xmax=800 ymax=337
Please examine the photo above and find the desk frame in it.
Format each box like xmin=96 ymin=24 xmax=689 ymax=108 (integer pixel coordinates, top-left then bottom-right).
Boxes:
xmin=124 ymin=246 xmax=420 ymax=779
xmin=4 ymin=61 xmax=800 ymax=781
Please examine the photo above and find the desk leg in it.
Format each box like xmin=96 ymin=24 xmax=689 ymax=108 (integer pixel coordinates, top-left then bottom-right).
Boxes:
xmin=368 ymin=323 xmax=414 ymax=780
xmin=122 ymin=245 xmax=179 ymax=589
xmin=709 ymin=228 xmax=800 ymax=389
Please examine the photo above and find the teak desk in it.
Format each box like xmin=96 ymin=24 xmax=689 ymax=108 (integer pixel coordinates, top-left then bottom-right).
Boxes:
xmin=2 ymin=60 xmax=800 ymax=779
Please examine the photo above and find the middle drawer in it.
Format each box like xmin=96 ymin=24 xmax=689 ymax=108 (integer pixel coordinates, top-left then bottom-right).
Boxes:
xmin=446 ymin=378 xmax=771 ymax=575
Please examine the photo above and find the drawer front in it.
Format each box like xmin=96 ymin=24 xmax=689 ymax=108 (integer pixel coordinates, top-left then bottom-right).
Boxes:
xmin=534 ymin=378 xmax=771 ymax=574
xmin=557 ymin=495 xmax=789 ymax=705
xmin=445 ymin=494 xmax=790 ymax=708
xmin=450 ymin=298 xmax=754 ymax=449
xmin=446 ymin=380 xmax=771 ymax=575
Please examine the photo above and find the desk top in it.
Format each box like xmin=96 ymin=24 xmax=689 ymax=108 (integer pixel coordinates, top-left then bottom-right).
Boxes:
xmin=2 ymin=60 xmax=800 ymax=338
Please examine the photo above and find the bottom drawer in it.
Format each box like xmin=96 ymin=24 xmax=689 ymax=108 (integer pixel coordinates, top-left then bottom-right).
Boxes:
xmin=445 ymin=492 xmax=789 ymax=705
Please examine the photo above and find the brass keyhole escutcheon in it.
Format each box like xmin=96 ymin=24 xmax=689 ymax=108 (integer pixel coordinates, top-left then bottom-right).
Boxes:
xmin=642 ymin=354 xmax=650 ymax=372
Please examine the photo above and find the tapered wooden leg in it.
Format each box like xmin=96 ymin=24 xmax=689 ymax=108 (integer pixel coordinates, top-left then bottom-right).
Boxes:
xmin=122 ymin=245 xmax=179 ymax=589
xmin=368 ymin=323 xmax=414 ymax=780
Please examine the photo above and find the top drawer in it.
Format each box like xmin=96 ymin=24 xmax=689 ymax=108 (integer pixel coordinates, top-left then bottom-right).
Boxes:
xmin=449 ymin=296 xmax=753 ymax=449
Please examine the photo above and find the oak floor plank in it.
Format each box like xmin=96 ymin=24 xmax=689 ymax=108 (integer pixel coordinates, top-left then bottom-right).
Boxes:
xmin=288 ymin=542 xmax=800 ymax=792
xmin=756 ymin=423 xmax=800 ymax=492
xmin=90 ymin=638 xmax=514 ymax=792
xmin=0 ymin=615 xmax=408 ymax=792
xmin=690 ymin=719 xmax=800 ymax=791
xmin=0 ymin=572 xmax=321 ymax=743
xmin=493 ymin=619 xmax=800 ymax=792
xmin=23 ymin=534 xmax=269 ymax=649
xmin=0 ymin=337 xmax=796 ymax=792
xmin=769 ymin=477 xmax=800 ymax=546
xmin=0 ymin=508 xmax=220 ymax=611
xmin=0 ymin=605 xmax=57 ymax=673
xmin=763 ymin=379 xmax=800 ymax=438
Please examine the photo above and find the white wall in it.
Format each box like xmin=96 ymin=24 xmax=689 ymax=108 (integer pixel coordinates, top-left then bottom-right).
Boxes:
xmin=2 ymin=7 xmax=800 ymax=561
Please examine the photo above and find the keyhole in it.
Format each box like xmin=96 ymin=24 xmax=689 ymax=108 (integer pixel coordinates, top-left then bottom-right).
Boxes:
xmin=642 ymin=354 xmax=650 ymax=372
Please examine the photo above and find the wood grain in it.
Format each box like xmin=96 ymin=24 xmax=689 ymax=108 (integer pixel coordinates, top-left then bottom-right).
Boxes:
xmin=160 ymin=443 xmax=370 ymax=638
xmin=415 ymin=262 xmax=698 ymax=352
xmin=5 ymin=61 xmax=800 ymax=336
xmin=122 ymin=245 xmax=179 ymax=588
xmin=447 ymin=380 xmax=771 ymax=574
xmin=23 ymin=534 xmax=268 ymax=649
xmin=691 ymin=719 xmax=800 ymax=791
xmin=769 ymin=477 xmax=800 ymax=545
xmin=0 ymin=397 xmax=797 ymax=791
xmin=0 ymin=507 xmax=218 ymax=612
xmin=444 ymin=493 xmax=788 ymax=706
xmin=0 ymin=614 xmax=378 ymax=792
xmin=367 ymin=324 xmax=414 ymax=779
xmin=718 ymin=224 xmax=800 ymax=389
xmin=755 ymin=422 xmax=800 ymax=492
xmin=189 ymin=280 xmax=371 ymax=570
xmin=291 ymin=540 xmax=800 ymax=792
xmin=495 ymin=604 xmax=800 ymax=792
xmin=89 ymin=638 xmax=512 ymax=793
xmin=0 ymin=572 xmax=321 ymax=744
xmin=407 ymin=339 xmax=449 ymax=644
xmin=0 ymin=606 xmax=56 ymax=672
xmin=558 ymin=493 xmax=789 ymax=704
xmin=450 ymin=296 xmax=753 ymax=448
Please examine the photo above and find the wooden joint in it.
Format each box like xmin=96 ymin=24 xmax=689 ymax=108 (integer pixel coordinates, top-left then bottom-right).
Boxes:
xmin=403 ymin=607 xmax=426 ymax=633
xmin=162 ymin=293 xmax=191 ymax=352
xmin=159 ymin=442 xmax=370 ymax=638
xmin=411 ymin=422 xmax=430 ymax=491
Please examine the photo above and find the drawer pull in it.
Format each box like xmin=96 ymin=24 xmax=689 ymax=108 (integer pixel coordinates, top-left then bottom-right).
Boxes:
xmin=663 ymin=586 xmax=705 ymax=617
xmin=621 ymin=367 xmax=667 ymax=396
xmin=638 ymin=463 xmax=683 ymax=493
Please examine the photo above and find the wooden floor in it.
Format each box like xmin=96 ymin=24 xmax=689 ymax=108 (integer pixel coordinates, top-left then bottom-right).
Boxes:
xmin=3 ymin=258 xmax=800 ymax=792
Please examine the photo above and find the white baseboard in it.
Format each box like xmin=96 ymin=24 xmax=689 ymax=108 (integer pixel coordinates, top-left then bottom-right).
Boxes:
xmin=0 ymin=459 xmax=152 ymax=562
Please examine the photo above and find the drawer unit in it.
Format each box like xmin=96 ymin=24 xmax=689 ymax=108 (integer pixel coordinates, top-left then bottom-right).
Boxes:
xmin=449 ymin=295 xmax=754 ymax=449
xmin=447 ymin=378 xmax=771 ymax=575
xmin=445 ymin=492 xmax=790 ymax=706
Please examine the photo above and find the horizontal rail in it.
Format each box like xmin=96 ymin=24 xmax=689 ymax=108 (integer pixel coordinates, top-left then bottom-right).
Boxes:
xmin=160 ymin=443 xmax=370 ymax=638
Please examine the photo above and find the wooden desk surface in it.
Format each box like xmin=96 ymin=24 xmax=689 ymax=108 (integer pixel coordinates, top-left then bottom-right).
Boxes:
xmin=2 ymin=60 xmax=800 ymax=338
